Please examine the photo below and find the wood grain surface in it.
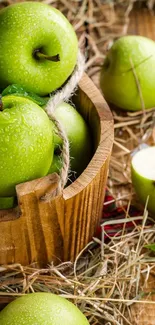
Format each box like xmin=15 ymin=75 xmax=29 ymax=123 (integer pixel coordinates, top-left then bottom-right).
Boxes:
xmin=0 ymin=73 xmax=114 ymax=267
xmin=131 ymin=270 xmax=155 ymax=325
xmin=128 ymin=7 xmax=155 ymax=325
xmin=128 ymin=6 xmax=155 ymax=40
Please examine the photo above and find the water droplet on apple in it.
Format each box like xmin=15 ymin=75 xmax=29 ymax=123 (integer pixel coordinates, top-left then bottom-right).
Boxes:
xmin=4 ymin=126 xmax=9 ymax=132
xmin=5 ymin=136 xmax=9 ymax=142
xmin=1 ymin=147 xmax=6 ymax=152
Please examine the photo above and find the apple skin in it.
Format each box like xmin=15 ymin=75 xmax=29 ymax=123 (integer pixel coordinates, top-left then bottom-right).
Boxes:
xmin=0 ymin=2 xmax=78 ymax=95
xmin=0 ymin=95 xmax=54 ymax=197
xmin=100 ymin=35 xmax=155 ymax=111
xmin=48 ymin=154 xmax=63 ymax=174
xmin=0 ymin=293 xmax=90 ymax=325
xmin=49 ymin=102 xmax=92 ymax=177
xmin=0 ymin=197 xmax=14 ymax=209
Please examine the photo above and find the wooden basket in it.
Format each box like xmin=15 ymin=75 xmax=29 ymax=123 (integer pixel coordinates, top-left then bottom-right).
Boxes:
xmin=0 ymin=73 xmax=113 ymax=267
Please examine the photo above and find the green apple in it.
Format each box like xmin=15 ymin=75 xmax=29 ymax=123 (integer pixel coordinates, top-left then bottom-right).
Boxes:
xmin=48 ymin=154 xmax=63 ymax=175
xmin=0 ymin=1 xmax=78 ymax=95
xmin=0 ymin=196 xmax=15 ymax=209
xmin=0 ymin=293 xmax=90 ymax=325
xmin=131 ymin=146 xmax=155 ymax=215
xmin=0 ymin=95 xmax=54 ymax=197
xmin=48 ymin=102 xmax=92 ymax=177
xmin=100 ymin=35 xmax=155 ymax=111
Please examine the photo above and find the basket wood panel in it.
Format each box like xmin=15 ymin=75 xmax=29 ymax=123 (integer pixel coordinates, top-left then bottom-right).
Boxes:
xmin=0 ymin=73 xmax=114 ymax=267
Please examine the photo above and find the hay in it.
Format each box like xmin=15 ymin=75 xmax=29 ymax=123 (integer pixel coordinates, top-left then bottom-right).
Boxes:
xmin=0 ymin=211 xmax=155 ymax=325
xmin=0 ymin=1 xmax=155 ymax=324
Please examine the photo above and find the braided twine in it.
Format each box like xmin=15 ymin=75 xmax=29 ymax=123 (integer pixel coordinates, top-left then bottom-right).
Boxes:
xmin=45 ymin=50 xmax=85 ymax=192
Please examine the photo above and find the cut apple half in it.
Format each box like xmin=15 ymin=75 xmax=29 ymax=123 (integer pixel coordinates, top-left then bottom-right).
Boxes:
xmin=131 ymin=146 xmax=155 ymax=216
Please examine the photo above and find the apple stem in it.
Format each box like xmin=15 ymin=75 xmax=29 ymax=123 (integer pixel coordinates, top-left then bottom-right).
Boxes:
xmin=34 ymin=50 xmax=60 ymax=62
xmin=0 ymin=96 xmax=3 ymax=111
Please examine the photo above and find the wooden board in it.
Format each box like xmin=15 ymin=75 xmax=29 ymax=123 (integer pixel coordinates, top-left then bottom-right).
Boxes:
xmin=128 ymin=6 xmax=155 ymax=40
xmin=131 ymin=271 xmax=155 ymax=325
xmin=128 ymin=7 xmax=155 ymax=325
xmin=0 ymin=73 xmax=114 ymax=267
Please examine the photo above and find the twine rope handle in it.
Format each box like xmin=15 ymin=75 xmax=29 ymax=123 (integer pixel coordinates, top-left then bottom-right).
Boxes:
xmin=45 ymin=50 xmax=85 ymax=191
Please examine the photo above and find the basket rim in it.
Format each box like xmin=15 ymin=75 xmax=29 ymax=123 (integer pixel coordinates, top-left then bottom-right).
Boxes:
xmin=63 ymin=73 xmax=114 ymax=200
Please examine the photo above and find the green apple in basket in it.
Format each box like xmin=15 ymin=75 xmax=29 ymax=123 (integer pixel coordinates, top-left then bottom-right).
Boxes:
xmin=0 ymin=95 xmax=54 ymax=198
xmin=100 ymin=35 xmax=155 ymax=111
xmin=2 ymin=85 xmax=92 ymax=182
xmin=48 ymin=154 xmax=63 ymax=175
xmin=131 ymin=146 xmax=155 ymax=215
xmin=0 ymin=196 xmax=15 ymax=209
xmin=0 ymin=1 xmax=78 ymax=95
xmin=0 ymin=292 xmax=90 ymax=325
xmin=48 ymin=102 xmax=92 ymax=178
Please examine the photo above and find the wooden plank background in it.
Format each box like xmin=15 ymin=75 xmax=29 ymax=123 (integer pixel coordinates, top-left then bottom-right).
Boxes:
xmin=128 ymin=7 xmax=155 ymax=325
xmin=129 ymin=6 xmax=155 ymax=39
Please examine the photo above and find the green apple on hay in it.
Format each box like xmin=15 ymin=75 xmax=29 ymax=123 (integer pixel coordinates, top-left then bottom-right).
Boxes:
xmin=100 ymin=35 xmax=155 ymax=111
xmin=0 ymin=1 xmax=78 ymax=95
xmin=0 ymin=292 xmax=90 ymax=325
xmin=131 ymin=146 xmax=155 ymax=215
xmin=0 ymin=95 xmax=54 ymax=197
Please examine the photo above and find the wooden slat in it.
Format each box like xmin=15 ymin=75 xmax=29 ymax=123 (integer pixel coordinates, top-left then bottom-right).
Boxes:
xmin=131 ymin=271 xmax=155 ymax=325
xmin=128 ymin=7 xmax=155 ymax=40
xmin=0 ymin=174 xmax=64 ymax=266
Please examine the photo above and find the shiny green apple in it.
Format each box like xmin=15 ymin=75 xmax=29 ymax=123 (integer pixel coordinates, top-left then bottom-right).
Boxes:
xmin=0 ymin=95 xmax=54 ymax=197
xmin=49 ymin=102 xmax=92 ymax=177
xmin=0 ymin=293 xmax=90 ymax=325
xmin=131 ymin=146 xmax=155 ymax=215
xmin=0 ymin=196 xmax=14 ymax=209
xmin=100 ymin=35 xmax=155 ymax=111
xmin=48 ymin=154 xmax=63 ymax=175
xmin=0 ymin=1 xmax=78 ymax=95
